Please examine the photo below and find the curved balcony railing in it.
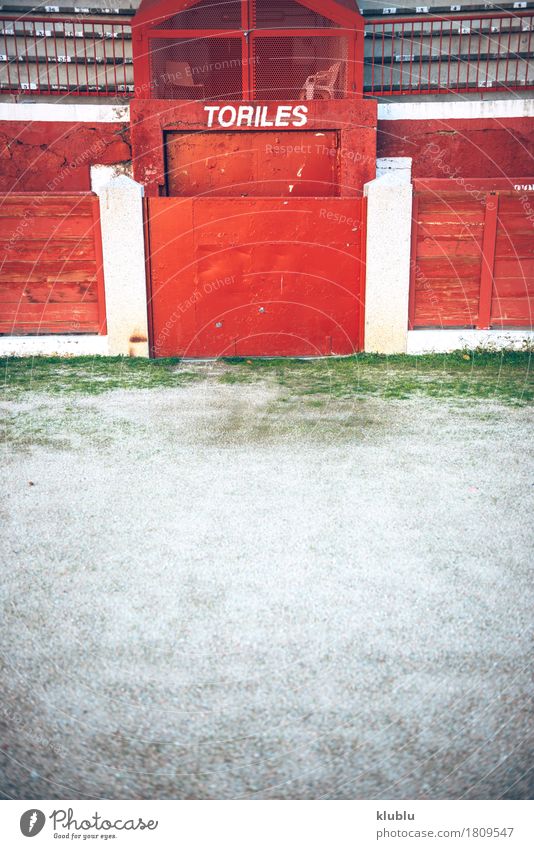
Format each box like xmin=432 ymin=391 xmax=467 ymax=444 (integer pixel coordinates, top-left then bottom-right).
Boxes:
xmin=0 ymin=10 xmax=532 ymax=97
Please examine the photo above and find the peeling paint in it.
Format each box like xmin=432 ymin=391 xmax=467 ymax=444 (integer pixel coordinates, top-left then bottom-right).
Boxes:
xmin=0 ymin=121 xmax=131 ymax=192
xmin=378 ymin=118 xmax=534 ymax=178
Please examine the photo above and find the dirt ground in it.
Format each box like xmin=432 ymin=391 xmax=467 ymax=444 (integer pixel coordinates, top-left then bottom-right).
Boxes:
xmin=1 ymin=359 xmax=533 ymax=800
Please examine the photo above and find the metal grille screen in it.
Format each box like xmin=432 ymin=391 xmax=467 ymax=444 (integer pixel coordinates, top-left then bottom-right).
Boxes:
xmin=156 ymin=0 xmax=242 ymax=30
xmin=253 ymin=0 xmax=335 ymax=28
xmin=253 ymin=35 xmax=348 ymax=99
xmin=150 ymin=36 xmax=243 ymax=99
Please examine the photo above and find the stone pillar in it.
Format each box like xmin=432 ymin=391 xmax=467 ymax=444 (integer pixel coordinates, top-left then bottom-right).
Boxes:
xmin=92 ymin=172 xmax=149 ymax=357
xmin=363 ymin=159 xmax=413 ymax=354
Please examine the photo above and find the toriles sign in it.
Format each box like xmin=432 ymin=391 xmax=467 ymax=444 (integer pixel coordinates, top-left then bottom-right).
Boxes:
xmin=131 ymin=98 xmax=377 ymax=196
xmin=204 ymin=104 xmax=308 ymax=129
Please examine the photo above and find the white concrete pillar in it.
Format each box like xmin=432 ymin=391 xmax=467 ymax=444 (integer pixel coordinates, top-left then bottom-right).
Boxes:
xmin=92 ymin=172 xmax=149 ymax=357
xmin=364 ymin=159 xmax=413 ymax=354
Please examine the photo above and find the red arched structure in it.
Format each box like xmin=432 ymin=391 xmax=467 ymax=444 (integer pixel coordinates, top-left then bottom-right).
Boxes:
xmin=131 ymin=0 xmax=375 ymax=358
xmin=132 ymin=0 xmax=365 ymax=101
xmin=130 ymin=0 xmax=374 ymax=198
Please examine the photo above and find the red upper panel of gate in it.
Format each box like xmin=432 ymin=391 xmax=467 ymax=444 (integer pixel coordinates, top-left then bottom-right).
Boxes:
xmin=132 ymin=0 xmax=364 ymax=100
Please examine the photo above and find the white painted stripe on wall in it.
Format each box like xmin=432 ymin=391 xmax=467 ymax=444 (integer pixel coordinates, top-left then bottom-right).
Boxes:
xmin=0 ymin=102 xmax=130 ymax=123
xmin=378 ymin=99 xmax=534 ymax=121
xmin=0 ymin=335 xmax=109 ymax=357
xmin=0 ymin=99 xmax=532 ymax=125
xmin=4 ymin=329 xmax=531 ymax=358
xmin=407 ymin=328 xmax=534 ymax=354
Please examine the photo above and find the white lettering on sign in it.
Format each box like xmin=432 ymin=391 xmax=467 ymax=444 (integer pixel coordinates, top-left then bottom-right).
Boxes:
xmin=204 ymin=104 xmax=308 ymax=129
xmin=514 ymin=183 xmax=534 ymax=191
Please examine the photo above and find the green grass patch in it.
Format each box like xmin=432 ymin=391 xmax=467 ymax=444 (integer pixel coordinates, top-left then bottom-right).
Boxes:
xmin=0 ymin=355 xmax=199 ymax=396
xmin=219 ymin=350 xmax=533 ymax=405
xmin=0 ymin=350 xmax=532 ymax=405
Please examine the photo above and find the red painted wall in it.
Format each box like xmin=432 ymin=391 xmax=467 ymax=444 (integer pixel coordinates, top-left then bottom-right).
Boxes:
xmin=0 ymin=122 xmax=131 ymax=192
xmin=2 ymin=114 xmax=533 ymax=193
xmin=377 ymin=118 xmax=534 ymax=179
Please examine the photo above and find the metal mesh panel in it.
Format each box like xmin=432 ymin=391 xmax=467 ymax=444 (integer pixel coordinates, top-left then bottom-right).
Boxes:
xmin=253 ymin=35 xmax=347 ymax=99
xmin=150 ymin=36 xmax=242 ymax=99
xmin=156 ymin=0 xmax=242 ymax=30
xmin=253 ymin=0 xmax=335 ymax=29
xmin=155 ymin=0 xmax=337 ymax=30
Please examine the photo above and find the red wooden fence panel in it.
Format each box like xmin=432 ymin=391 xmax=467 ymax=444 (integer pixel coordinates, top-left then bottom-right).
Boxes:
xmin=492 ymin=193 xmax=534 ymax=327
xmin=0 ymin=193 xmax=106 ymax=335
xmin=410 ymin=180 xmax=534 ymax=329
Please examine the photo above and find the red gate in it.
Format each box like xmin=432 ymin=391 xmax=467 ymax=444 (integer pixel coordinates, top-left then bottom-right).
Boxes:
xmin=144 ymin=118 xmax=368 ymax=358
xmin=131 ymin=0 xmax=375 ymax=359
xmin=147 ymin=195 xmax=365 ymax=357
xmin=410 ymin=179 xmax=534 ymax=329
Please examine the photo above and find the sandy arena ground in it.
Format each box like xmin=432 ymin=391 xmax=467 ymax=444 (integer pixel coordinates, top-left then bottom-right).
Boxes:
xmin=1 ymin=377 xmax=533 ymax=799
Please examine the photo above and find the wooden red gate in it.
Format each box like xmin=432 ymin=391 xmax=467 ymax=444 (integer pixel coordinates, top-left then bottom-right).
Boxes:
xmin=410 ymin=179 xmax=534 ymax=329
xmin=147 ymin=195 xmax=365 ymax=357
xmin=146 ymin=128 xmax=366 ymax=358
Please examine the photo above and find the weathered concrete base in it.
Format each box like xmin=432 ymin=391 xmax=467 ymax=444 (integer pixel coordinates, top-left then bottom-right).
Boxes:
xmin=2 ymin=330 xmax=531 ymax=358
xmin=364 ymin=159 xmax=413 ymax=354
xmin=407 ymin=328 xmax=534 ymax=354
xmin=0 ymin=335 xmax=109 ymax=357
